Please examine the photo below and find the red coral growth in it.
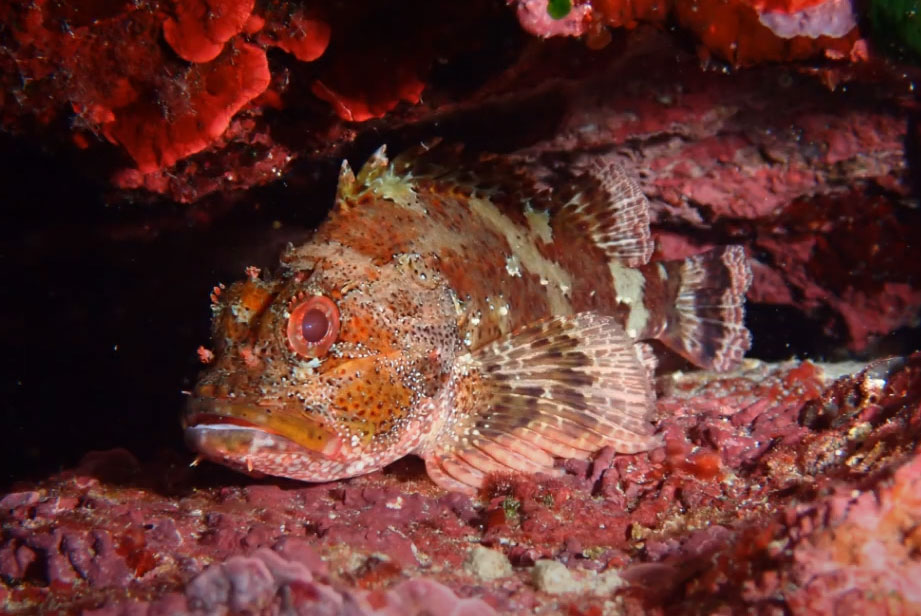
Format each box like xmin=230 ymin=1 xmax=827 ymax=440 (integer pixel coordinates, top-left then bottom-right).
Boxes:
xmin=750 ymin=0 xmax=831 ymax=11
xmin=263 ymin=14 xmax=330 ymax=62
xmin=0 ymin=0 xmax=278 ymax=183
xmin=311 ymin=75 xmax=426 ymax=124
xmin=102 ymin=40 xmax=270 ymax=173
xmin=591 ymin=0 xmax=668 ymax=28
xmin=162 ymin=0 xmax=254 ymax=63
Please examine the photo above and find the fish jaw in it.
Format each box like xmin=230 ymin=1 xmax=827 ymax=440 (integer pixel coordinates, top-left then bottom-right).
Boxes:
xmin=184 ymin=423 xmax=343 ymax=480
xmin=182 ymin=380 xmax=438 ymax=482
xmin=183 ymin=398 xmax=359 ymax=481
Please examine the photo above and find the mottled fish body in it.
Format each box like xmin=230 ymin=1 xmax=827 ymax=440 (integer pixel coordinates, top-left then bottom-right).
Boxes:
xmin=184 ymin=145 xmax=751 ymax=493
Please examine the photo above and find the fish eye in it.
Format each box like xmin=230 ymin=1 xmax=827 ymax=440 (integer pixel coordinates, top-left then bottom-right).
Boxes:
xmin=286 ymin=295 xmax=339 ymax=358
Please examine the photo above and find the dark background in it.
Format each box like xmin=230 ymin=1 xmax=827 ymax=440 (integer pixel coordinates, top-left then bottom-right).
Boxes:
xmin=0 ymin=134 xmax=330 ymax=488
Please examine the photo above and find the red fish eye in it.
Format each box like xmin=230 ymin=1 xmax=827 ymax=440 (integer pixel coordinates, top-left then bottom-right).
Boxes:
xmin=287 ymin=295 xmax=339 ymax=357
xmin=300 ymin=309 xmax=328 ymax=343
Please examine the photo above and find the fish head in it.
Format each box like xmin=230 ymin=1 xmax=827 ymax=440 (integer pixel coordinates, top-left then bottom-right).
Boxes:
xmin=184 ymin=244 xmax=462 ymax=482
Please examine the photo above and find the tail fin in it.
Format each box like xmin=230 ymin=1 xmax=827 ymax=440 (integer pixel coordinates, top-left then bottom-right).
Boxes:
xmin=656 ymin=246 xmax=752 ymax=372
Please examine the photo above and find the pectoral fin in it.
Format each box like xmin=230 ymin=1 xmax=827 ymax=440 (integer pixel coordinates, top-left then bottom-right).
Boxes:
xmin=421 ymin=312 xmax=660 ymax=493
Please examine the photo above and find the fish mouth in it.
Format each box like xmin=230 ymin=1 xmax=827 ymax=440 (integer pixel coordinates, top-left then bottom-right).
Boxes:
xmin=183 ymin=398 xmax=344 ymax=464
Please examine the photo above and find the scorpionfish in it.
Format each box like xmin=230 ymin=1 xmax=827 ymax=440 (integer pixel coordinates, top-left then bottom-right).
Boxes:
xmin=184 ymin=145 xmax=752 ymax=493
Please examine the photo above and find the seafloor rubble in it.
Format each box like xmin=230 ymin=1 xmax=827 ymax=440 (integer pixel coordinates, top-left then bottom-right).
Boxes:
xmin=3 ymin=0 xmax=921 ymax=614
xmin=2 ymin=356 xmax=921 ymax=614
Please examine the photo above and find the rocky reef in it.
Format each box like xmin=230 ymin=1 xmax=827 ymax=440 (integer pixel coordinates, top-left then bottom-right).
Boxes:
xmin=3 ymin=357 xmax=921 ymax=613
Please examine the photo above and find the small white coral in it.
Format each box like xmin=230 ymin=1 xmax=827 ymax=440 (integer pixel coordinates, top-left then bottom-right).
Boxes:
xmin=464 ymin=545 xmax=513 ymax=581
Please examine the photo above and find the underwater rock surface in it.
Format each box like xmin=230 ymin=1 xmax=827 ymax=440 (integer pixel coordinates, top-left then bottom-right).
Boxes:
xmin=2 ymin=0 xmax=918 ymax=350
xmin=2 ymin=1 xmax=918 ymax=350
xmin=3 ymin=356 xmax=920 ymax=614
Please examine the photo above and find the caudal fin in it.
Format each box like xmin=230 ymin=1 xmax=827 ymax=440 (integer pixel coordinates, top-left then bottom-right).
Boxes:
xmin=657 ymin=246 xmax=752 ymax=372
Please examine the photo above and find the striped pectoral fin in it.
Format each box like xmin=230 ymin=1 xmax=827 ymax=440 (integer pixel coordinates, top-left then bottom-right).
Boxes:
xmin=421 ymin=312 xmax=661 ymax=494
xmin=654 ymin=245 xmax=753 ymax=372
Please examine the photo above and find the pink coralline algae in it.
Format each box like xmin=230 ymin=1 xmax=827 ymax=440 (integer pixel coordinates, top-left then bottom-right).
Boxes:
xmin=758 ymin=0 xmax=858 ymax=39
xmin=76 ymin=545 xmax=496 ymax=615
xmin=513 ymin=0 xmax=592 ymax=38
xmin=3 ymin=355 xmax=921 ymax=614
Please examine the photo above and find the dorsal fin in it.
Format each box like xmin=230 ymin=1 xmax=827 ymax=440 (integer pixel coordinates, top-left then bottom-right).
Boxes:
xmin=334 ymin=145 xmax=393 ymax=209
xmin=546 ymin=155 xmax=654 ymax=267
xmin=333 ymin=144 xmax=654 ymax=267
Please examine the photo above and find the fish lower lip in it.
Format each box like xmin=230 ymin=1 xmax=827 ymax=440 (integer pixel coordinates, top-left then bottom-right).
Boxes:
xmin=184 ymin=397 xmax=343 ymax=458
xmin=184 ymin=412 xmax=264 ymax=429
xmin=183 ymin=423 xmax=322 ymax=472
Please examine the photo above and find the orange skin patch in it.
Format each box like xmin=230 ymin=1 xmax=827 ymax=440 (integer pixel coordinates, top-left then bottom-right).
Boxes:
xmin=214 ymin=278 xmax=276 ymax=343
xmin=331 ymin=358 xmax=414 ymax=438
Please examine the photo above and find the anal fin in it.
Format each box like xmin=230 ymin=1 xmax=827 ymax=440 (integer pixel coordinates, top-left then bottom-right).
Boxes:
xmin=421 ymin=312 xmax=660 ymax=493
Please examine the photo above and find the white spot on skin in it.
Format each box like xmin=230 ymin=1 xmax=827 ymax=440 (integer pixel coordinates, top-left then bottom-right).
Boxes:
xmin=609 ymin=260 xmax=649 ymax=339
xmin=505 ymin=255 xmax=522 ymax=277
xmin=292 ymin=357 xmax=323 ymax=380
xmin=345 ymin=460 xmax=368 ymax=474
xmin=524 ymin=203 xmax=553 ymax=244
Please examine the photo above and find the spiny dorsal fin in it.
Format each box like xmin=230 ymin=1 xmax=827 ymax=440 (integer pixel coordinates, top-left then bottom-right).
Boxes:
xmin=421 ymin=311 xmax=660 ymax=494
xmin=336 ymin=158 xmax=357 ymax=198
xmin=356 ymin=144 xmax=390 ymax=186
xmin=334 ymin=145 xmax=394 ymax=209
xmin=337 ymin=143 xmax=653 ymax=267
xmin=548 ymin=155 xmax=654 ymax=267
